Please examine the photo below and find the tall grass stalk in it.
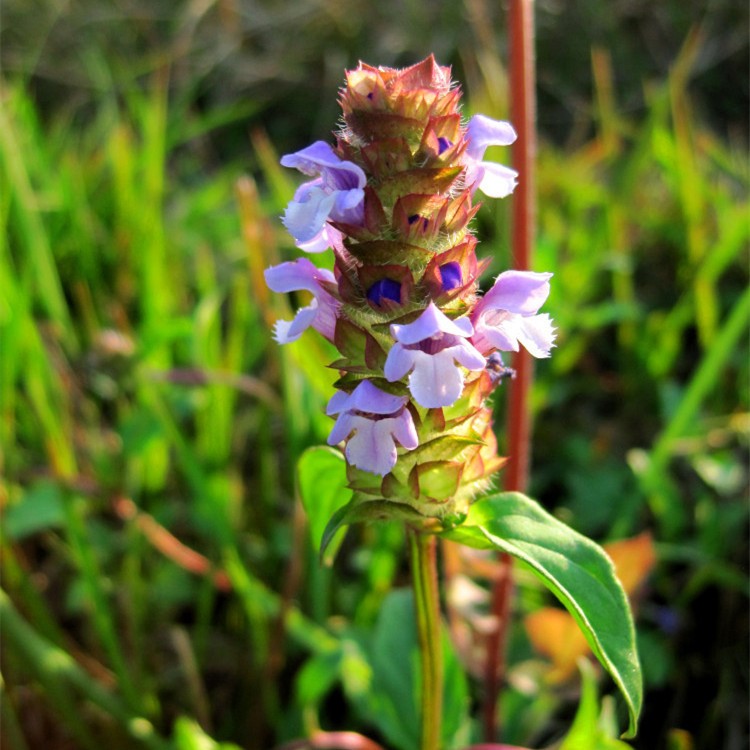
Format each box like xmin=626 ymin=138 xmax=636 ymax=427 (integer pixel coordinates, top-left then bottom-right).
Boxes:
xmin=0 ymin=590 xmax=170 ymax=750
xmin=485 ymin=0 xmax=537 ymax=739
xmin=640 ymin=284 xmax=750 ymax=536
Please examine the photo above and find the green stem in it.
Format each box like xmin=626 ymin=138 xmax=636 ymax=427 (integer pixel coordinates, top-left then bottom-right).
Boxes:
xmin=409 ymin=530 xmax=443 ymax=750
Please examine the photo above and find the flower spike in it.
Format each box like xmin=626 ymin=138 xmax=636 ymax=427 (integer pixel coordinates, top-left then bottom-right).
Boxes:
xmin=267 ymin=57 xmax=555 ymax=518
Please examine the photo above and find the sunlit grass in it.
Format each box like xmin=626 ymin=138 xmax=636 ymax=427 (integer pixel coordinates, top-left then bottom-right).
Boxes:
xmin=1 ymin=29 xmax=747 ymax=748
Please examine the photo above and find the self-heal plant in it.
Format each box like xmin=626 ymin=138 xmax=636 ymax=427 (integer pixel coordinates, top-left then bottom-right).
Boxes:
xmin=265 ymin=57 xmax=642 ymax=750
xmin=267 ymin=58 xmax=552 ymax=501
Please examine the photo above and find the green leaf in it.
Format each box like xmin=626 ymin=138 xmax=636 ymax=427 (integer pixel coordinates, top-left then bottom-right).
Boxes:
xmin=442 ymin=492 xmax=642 ymax=738
xmin=297 ymin=446 xmax=353 ymax=565
xmin=347 ymin=589 xmax=469 ymax=750
xmin=172 ymin=717 xmax=242 ymax=750
xmin=560 ymin=660 xmax=633 ymax=750
xmin=295 ymin=650 xmax=343 ymax=708
xmin=4 ymin=481 xmax=64 ymax=540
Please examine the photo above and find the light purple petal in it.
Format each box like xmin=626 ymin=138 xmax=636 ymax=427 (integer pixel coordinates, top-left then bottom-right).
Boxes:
xmin=348 ymin=380 xmax=408 ymax=414
xmin=408 ymin=349 xmax=466 ymax=408
xmin=286 ymin=304 xmax=319 ymax=341
xmin=282 ymin=186 xmax=337 ymax=244
xmin=328 ymin=411 xmax=356 ymax=446
xmin=345 ymin=417 xmax=398 ymax=476
xmin=326 ymin=389 xmax=352 ymax=416
xmin=333 ymin=187 xmax=366 ymax=212
xmin=464 ymin=115 xmax=517 ymax=199
xmin=480 ymin=271 xmax=552 ymax=316
xmin=390 ymin=303 xmax=474 ymax=345
xmin=331 ymin=188 xmax=366 ymax=225
xmin=474 ymin=310 xmax=556 ymax=358
xmin=391 ymin=410 xmax=418 ymax=450
xmin=297 ymin=224 xmax=345 ymax=254
xmin=515 ymin=314 xmax=556 ymax=358
xmin=473 ymin=311 xmax=519 ymax=354
xmin=475 ymin=161 xmax=518 ymax=198
xmin=323 ymin=165 xmax=366 ymax=192
xmin=265 ymin=259 xmax=338 ymax=343
xmin=309 ymin=295 xmax=338 ymax=340
xmin=385 ymin=305 xmax=484 ymax=407
xmin=273 ymin=301 xmax=333 ymax=344
xmin=384 ymin=344 xmax=416 ymax=382
xmin=326 ymin=380 xmax=408 ymax=416
xmin=280 ymin=142 xmax=343 ymax=175
xmin=466 ymin=114 xmax=517 ymax=160
xmin=296 ymin=231 xmax=329 ymax=254
xmin=280 ymin=142 xmax=366 ymax=248
xmin=452 ymin=341 xmax=488 ymax=371
xmin=280 ymin=141 xmax=366 ymax=191
xmin=283 ymin=181 xmax=338 ymax=252
xmin=326 ymin=383 xmax=418 ymax=476
xmin=264 ymin=258 xmax=335 ymax=295
xmin=328 ymin=412 xmax=403 ymax=476
xmin=273 ymin=319 xmax=295 ymax=344
xmin=291 ymin=177 xmax=324 ymax=203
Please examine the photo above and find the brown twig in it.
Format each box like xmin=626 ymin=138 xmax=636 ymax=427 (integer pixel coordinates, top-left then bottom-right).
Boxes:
xmin=483 ymin=0 xmax=537 ymax=740
xmin=112 ymin=496 xmax=232 ymax=592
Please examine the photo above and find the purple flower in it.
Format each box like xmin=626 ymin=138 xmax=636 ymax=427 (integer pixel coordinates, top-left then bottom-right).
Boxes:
xmin=471 ymin=270 xmax=556 ymax=357
xmin=384 ymin=303 xmax=485 ymax=408
xmin=465 ymin=114 xmax=518 ymax=198
xmin=366 ymin=278 xmax=402 ymax=306
xmin=439 ymin=262 xmax=462 ymax=291
xmin=281 ymin=142 xmax=367 ymax=253
xmin=326 ymin=380 xmax=418 ymax=476
xmin=264 ymin=258 xmax=338 ymax=343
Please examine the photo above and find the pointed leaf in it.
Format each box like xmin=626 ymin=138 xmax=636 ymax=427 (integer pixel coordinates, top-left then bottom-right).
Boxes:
xmin=347 ymin=590 xmax=469 ymax=750
xmin=525 ymin=533 xmax=657 ymax=682
xmin=298 ymin=447 xmax=353 ymax=565
xmin=442 ymin=493 xmax=642 ymax=738
xmin=320 ymin=501 xmax=361 ymax=560
xmin=559 ymin=660 xmax=634 ymax=750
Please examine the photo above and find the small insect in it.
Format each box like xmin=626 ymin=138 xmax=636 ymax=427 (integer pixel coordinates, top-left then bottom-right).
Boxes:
xmin=485 ymin=352 xmax=516 ymax=384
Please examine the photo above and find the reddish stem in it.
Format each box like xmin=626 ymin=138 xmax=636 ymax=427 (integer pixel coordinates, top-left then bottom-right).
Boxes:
xmin=275 ymin=731 xmax=387 ymax=750
xmin=482 ymin=551 xmax=514 ymax=739
xmin=483 ymin=0 xmax=537 ymax=741
xmin=505 ymin=0 xmax=537 ymax=492
xmin=112 ymin=496 xmax=232 ymax=591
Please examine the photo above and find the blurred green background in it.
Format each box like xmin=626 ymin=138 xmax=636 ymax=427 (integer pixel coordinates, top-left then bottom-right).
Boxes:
xmin=1 ymin=1 xmax=748 ymax=749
